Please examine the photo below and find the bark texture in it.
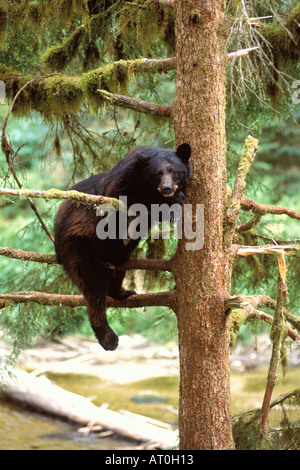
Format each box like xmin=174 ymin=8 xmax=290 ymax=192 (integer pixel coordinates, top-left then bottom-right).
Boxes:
xmin=172 ymin=0 xmax=235 ymax=450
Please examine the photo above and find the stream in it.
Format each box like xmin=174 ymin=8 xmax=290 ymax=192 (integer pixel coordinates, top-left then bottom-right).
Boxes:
xmin=0 ymin=335 xmax=299 ymax=450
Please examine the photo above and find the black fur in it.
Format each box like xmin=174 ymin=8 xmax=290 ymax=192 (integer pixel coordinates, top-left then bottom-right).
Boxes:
xmin=54 ymin=144 xmax=191 ymax=350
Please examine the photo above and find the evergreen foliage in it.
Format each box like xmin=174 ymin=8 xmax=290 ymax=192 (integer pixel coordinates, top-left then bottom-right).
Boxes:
xmin=0 ymin=0 xmax=299 ymax=449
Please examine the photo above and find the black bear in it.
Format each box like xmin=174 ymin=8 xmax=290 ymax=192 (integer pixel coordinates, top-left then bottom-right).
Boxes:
xmin=54 ymin=143 xmax=191 ymax=351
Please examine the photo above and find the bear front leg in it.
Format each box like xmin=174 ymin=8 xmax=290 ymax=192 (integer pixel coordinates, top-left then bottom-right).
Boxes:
xmin=109 ymin=269 xmax=136 ymax=300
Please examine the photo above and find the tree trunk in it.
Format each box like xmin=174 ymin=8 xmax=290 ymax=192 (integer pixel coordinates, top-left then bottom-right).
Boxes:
xmin=172 ymin=0 xmax=235 ymax=450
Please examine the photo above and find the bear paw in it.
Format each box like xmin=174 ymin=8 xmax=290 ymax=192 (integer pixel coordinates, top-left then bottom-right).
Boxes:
xmin=111 ymin=288 xmax=137 ymax=300
xmin=93 ymin=326 xmax=119 ymax=351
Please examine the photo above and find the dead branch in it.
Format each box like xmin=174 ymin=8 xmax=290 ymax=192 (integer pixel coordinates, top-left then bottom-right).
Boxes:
xmin=230 ymin=241 xmax=296 ymax=437
xmin=97 ymin=90 xmax=172 ymax=117
xmin=0 ymin=368 xmax=178 ymax=448
xmin=240 ymin=196 xmax=300 ymax=220
xmin=236 ymin=244 xmax=300 ymax=258
xmin=260 ymin=259 xmax=288 ymax=437
xmin=0 ymin=290 xmax=175 ymax=310
xmin=227 ymin=46 xmax=260 ymax=60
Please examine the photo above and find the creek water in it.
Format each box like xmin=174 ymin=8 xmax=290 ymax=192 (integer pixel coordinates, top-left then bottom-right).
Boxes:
xmin=0 ymin=366 xmax=299 ymax=450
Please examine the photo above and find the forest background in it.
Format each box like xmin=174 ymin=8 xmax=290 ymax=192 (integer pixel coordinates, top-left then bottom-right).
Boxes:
xmin=0 ymin=1 xmax=299 ymax=360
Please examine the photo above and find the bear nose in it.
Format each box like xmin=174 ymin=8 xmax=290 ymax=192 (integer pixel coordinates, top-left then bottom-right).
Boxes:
xmin=162 ymin=185 xmax=173 ymax=195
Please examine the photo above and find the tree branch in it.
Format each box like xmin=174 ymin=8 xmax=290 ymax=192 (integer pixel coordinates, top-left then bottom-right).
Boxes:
xmin=236 ymin=244 xmax=300 ymax=258
xmin=0 ymin=290 xmax=175 ymax=310
xmin=227 ymin=46 xmax=260 ymax=60
xmin=225 ymin=136 xmax=259 ymax=246
xmin=0 ymin=186 xmax=121 ymax=209
xmin=240 ymin=196 xmax=300 ymax=220
xmin=236 ymin=214 xmax=262 ymax=232
xmin=260 ymin=258 xmax=288 ymax=437
xmin=0 ymin=247 xmax=57 ymax=264
xmin=226 ymin=294 xmax=300 ymax=341
xmin=0 ymin=246 xmax=173 ymax=272
xmin=97 ymin=90 xmax=172 ymax=117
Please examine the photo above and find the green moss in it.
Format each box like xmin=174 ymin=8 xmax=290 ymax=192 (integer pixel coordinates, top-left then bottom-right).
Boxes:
xmin=259 ymin=3 xmax=300 ymax=105
xmin=261 ymin=4 xmax=300 ymax=62
xmin=0 ymin=5 xmax=7 ymax=44
xmin=230 ymin=308 xmax=248 ymax=348
xmin=117 ymin=0 xmax=175 ymax=58
xmin=42 ymin=27 xmax=86 ymax=72
xmin=237 ymin=136 xmax=259 ymax=177
xmin=81 ymin=60 xmax=130 ymax=111
xmin=43 ymin=75 xmax=83 ymax=117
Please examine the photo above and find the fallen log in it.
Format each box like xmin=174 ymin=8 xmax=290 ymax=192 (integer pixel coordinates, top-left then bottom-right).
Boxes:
xmin=0 ymin=368 xmax=178 ymax=449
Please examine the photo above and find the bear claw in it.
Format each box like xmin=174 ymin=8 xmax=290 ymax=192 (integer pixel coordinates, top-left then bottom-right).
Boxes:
xmin=93 ymin=327 xmax=119 ymax=351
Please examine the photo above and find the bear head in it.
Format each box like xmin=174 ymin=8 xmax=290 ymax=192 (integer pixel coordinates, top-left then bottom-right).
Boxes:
xmin=135 ymin=143 xmax=192 ymax=200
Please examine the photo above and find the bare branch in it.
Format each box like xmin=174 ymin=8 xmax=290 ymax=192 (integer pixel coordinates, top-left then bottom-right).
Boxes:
xmin=0 ymin=247 xmax=57 ymax=264
xmin=236 ymin=244 xmax=300 ymax=258
xmin=0 ymin=246 xmax=173 ymax=272
xmin=241 ymin=196 xmax=300 ymax=220
xmin=227 ymin=46 xmax=260 ymax=60
xmin=0 ymin=290 xmax=175 ymax=310
xmin=260 ymin=259 xmax=288 ymax=437
xmin=247 ymin=16 xmax=273 ymax=22
xmin=97 ymin=90 xmax=172 ymax=117
xmin=236 ymin=214 xmax=262 ymax=232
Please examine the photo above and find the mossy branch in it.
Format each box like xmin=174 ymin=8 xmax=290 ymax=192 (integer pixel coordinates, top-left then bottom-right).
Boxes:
xmin=0 ymin=290 xmax=175 ymax=310
xmin=0 ymin=187 xmax=122 ymax=210
xmin=1 ymin=49 xmax=262 ymax=119
xmin=226 ymin=294 xmax=300 ymax=341
xmin=97 ymin=89 xmax=172 ymax=117
xmin=226 ymin=136 xmax=259 ymax=246
xmin=259 ymin=3 xmax=300 ymax=63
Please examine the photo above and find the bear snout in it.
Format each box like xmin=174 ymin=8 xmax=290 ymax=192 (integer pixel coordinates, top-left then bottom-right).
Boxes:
xmin=158 ymin=173 xmax=178 ymax=198
xmin=161 ymin=185 xmax=176 ymax=197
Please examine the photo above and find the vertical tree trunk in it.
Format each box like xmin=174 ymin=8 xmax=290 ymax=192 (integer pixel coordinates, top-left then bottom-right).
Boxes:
xmin=172 ymin=0 xmax=235 ymax=450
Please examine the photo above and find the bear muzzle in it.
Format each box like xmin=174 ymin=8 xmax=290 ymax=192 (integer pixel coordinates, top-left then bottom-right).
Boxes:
xmin=158 ymin=174 xmax=178 ymax=198
xmin=158 ymin=183 xmax=178 ymax=198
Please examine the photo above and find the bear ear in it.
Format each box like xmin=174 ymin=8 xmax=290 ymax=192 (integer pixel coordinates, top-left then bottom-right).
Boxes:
xmin=176 ymin=143 xmax=191 ymax=162
xmin=136 ymin=152 xmax=151 ymax=163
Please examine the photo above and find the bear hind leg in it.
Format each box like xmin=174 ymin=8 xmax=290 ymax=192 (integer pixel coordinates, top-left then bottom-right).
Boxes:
xmin=86 ymin=294 xmax=119 ymax=351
